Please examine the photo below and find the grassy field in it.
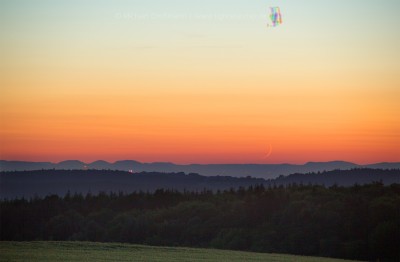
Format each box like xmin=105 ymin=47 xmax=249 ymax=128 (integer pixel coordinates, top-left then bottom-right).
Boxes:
xmin=0 ymin=241 xmax=359 ymax=262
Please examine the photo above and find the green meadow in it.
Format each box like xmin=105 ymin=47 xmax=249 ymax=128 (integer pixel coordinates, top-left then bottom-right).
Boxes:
xmin=0 ymin=241 xmax=359 ymax=262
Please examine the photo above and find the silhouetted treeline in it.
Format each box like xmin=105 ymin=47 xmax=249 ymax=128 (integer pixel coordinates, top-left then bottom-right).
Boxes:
xmin=1 ymin=168 xmax=399 ymax=199
xmin=1 ymin=183 xmax=399 ymax=261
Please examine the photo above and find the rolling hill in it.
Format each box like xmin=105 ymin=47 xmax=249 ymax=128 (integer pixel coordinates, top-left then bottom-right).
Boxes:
xmin=1 ymin=168 xmax=398 ymax=199
xmin=1 ymin=160 xmax=400 ymax=179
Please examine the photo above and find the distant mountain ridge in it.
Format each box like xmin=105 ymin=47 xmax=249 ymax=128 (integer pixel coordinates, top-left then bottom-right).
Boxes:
xmin=1 ymin=160 xmax=400 ymax=179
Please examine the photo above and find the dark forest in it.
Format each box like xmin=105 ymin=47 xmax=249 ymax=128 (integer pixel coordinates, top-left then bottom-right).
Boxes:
xmin=1 ymin=183 xmax=399 ymax=261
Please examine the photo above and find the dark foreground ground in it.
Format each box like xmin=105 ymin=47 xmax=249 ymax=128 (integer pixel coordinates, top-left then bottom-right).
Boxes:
xmin=1 ymin=183 xmax=399 ymax=261
xmin=0 ymin=241 xmax=360 ymax=262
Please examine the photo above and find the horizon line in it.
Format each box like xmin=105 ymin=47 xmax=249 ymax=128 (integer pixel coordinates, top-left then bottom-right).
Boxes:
xmin=1 ymin=159 xmax=399 ymax=166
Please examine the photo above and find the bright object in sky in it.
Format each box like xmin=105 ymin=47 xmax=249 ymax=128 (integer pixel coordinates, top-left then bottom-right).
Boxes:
xmin=269 ymin=7 xmax=282 ymax=27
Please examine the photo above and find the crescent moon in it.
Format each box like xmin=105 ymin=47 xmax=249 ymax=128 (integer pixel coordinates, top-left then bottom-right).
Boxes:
xmin=262 ymin=144 xmax=273 ymax=159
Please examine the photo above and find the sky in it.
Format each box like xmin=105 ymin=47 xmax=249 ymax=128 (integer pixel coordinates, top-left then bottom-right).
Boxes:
xmin=1 ymin=0 xmax=400 ymax=164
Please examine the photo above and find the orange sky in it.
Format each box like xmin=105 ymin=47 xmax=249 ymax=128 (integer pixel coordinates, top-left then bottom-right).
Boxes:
xmin=1 ymin=1 xmax=399 ymax=164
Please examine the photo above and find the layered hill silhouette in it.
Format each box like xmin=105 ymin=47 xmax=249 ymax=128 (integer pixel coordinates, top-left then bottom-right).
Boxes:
xmin=1 ymin=160 xmax=399 ymax=178
xmin=1 ymin=168 xmax=399 ymax=199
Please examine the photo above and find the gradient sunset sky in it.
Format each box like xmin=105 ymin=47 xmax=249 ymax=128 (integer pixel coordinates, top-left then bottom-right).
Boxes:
xmin=1 ymin=0 xmax=400 ymax=164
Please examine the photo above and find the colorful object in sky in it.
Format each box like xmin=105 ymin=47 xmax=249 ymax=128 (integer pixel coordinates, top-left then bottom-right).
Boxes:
xmin=269 ymin=7 xmax=282 ymax=27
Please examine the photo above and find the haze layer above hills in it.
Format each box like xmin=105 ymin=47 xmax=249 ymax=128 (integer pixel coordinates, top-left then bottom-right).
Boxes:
xmin=1 ymin=169 xmax=399 ymax=199
xmin=1 ymin=160 xmax=400 ymax=179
